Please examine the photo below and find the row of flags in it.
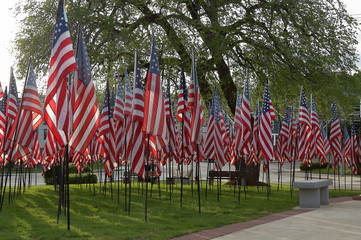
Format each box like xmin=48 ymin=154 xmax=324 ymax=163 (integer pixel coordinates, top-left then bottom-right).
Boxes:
xmin=1 ymin=1 xmax=359 ymax=180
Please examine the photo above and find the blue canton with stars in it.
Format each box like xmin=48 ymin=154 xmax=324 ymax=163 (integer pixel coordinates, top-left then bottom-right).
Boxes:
xmin=179 ymin=65 xmax=188 ymax=102
xmin=76 ymin=28 xmax=92 ymax=87
xmin=134 ymin=51 xmax=143 ymax=90
xmin=149 ymin=34 xmax=160 ymax=75
xmin=213 ymin=89 xmax=221 ymax=123
xmin=53 ymin=2 xmax=70 ymax=48
xmin=311 ymin=94 xmax=317 ymax=114
xmin=9 ymin=69 xmax=18 ymax=100
xmin=27 ymin=60 xmax=38 ymax=88
xmin=343 ymin=124 xmax=349 ymax=142
xmin=300 ymin=87 xmax=308 ymax=110
xmin=0 ymin=89 xmax=7 ymax=115
xmin=125 ymin=69 xmax=132 ymax=95
xmin=331 ymin=104 xmax=339 ymax=123
xmin=262 ymin=82 xmax=271 ymax=115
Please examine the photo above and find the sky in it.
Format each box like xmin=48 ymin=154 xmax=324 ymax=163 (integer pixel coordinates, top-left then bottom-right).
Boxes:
xmin=0 ymin=0 xmax=360 ymax=92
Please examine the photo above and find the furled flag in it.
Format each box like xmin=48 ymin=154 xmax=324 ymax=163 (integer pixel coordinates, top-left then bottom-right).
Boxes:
xmin=320 ymin=123 xmax=330 ymax=158
xmin=310 ymin=94 xmax=326 ymax=164
xmin=234 ymin=89 xmax=242 ymax=157
xmin=176 ymin=65 xmax=192 ymax=158
xmin=114 ymin=74 xmax=124 ymax=163
xmin=142 ymin=33 xmax=168 ymax=154
xmin=204 ymin=102 xmax=215 ymax=160
xmin=98 ymin=80 xmax=116 ymax=176
xmin=276 ymin=116 xmax=283 ymax=165
xmin=342 ymin=124 xmax=351 ymax=167
xmin=29 ymin=128 xmax=41 ymax=167
xmin=69 ymin=27 xmax=99 ymax=155
xmin=280 ymin=111 xmax=289 ymax=161
xmin=189 ymin=50 xmax=204 ymax=147
xmin=0 ymin=88 xmax=7 ymax=163
xmin=3 ymin=69 xmax=19 ymax=161
xmin=329 ymin=103 xmax=342 ymax=170
xmin=350 ymin=121 xmax=358 ymax=174
xmin=213 ymin=89 xmax=226 ymax=169
xmin=123 ymin=69 xmax=133 ymax=163
xmin=297 ymin=86 xmax=311 ymax=164
xmin=239 ymin=69 xmax=251 ymax=156
xmin=164 ymin=75 xmax=179 ymax=161
xmin=130 ymin=50 xmax=145 ymax=177
xmin=286 ymin=103 xmax=297 ymax=162
xmin=249 ymin=99 xmax=260 ymax=165
xmin=44 ymin=0 xmax=77 ymax=148
xmin=259 ymin=80 xmax=274 ymax=171
xmin=8 ymin=59 xmax=43 ymax=161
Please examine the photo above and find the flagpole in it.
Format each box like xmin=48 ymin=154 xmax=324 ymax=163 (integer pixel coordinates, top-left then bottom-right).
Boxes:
xmin=124 ymin=116 xmax=128 ymax=211
xmin=196 ymin=144 xmax=201 ymax=213
xmin=180 ymin=114 xmax=184 ymax=208
xmin=0 ymin=63 xmax=31 ymax=210
xmin=145 ymin=134 xmax=150 ymax=223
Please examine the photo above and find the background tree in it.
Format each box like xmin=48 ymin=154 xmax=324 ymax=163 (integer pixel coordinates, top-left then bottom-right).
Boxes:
xmin=13 ymin=0 xmax=360 ymax=118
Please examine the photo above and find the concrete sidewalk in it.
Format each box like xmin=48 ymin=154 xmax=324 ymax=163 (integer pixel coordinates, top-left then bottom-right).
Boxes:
xmin=172 ymin=197 xmax=361 ymax=240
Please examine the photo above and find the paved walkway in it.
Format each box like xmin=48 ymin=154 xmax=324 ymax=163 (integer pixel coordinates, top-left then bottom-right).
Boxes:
xmin=172 ymin=197 xmax=361 ymax=240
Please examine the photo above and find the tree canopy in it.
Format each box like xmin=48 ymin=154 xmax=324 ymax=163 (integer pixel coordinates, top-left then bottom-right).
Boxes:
xmin=13 ymin=0 xmax=360 ymax=119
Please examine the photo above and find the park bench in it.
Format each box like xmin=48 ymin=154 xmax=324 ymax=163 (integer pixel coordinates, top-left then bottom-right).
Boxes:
xmin=294 ymin=179 xmax=333 ymax=208
xmin=208 ymin=170 xmax=245 ymax=185
xmin=167 ymin=170 xmax=193 ymax=185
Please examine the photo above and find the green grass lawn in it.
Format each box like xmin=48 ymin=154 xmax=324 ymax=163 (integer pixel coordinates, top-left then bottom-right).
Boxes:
xmin=0 ymin=181 xmax=358 ymax=240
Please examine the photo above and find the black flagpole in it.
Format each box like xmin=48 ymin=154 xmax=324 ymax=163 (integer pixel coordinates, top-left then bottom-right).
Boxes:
xmin=145 ymin=134 xmax=150 ymax=223
xmin=124 ymin=117 xmax=128 ymax=211
xmin=196 ymin=144 xmax=201 ymax=213
xmin=180 ymin=115 xmax=184 ymax=207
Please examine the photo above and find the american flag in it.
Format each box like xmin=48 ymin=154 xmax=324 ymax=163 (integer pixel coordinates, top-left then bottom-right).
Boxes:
xmin=259 ymin=81 xmax=274 ymax=171
xmin=321 ymin=123 xmax=330 ymax=157
xmin=267 ymin=78 xmax=275 ymax=121
xmin=239 ymin=69 xmax=251 ymax=156
xmin=297 ymin=86 xmax=311 ymax=164
xmin=0 ymin=88 xmax=7 ymax=163
xmin=44 ymin=0 xmax=77 ymax=148
xmin=276 ymin=116 xmax=283 ymax=164
xmin=30 ymin=128 xmax=41 ymax=166
xmin=342 ymin=124 xmax=351 ymax=167
xmin=130 ymin=50 xmax=145 ymax=178
xmin=286 ymin=104 xmax=298 ymax=162
xmin=3 ymin=69 xmax=19 ymax=161
xmin=0 ymin=88 xmax=7 ymax=147
xmin=249 ymin=99 xmax=260 ymax=165
xmin=223 ymin=110 xmax=231 ymax=163
xmin=164 ymin=75 xmax=179 ymax=162
xmin=350 ymin=121 xmax=358 ymax=174
xmin=123 ymin=69 xmax=133 ymax=163
xmin=213 ymin=89 xmax=225 ymax=169
xmin=280 ymin=112 xmax=289 ymax=161
xmin=176 ymin=65 xmax=192 ymax=158
xmin=310 ymin=94 xmax=326 ymax=164
xmin=204 ymin=102 xmax=215 ymax=160
xmin=114 ymin=75 xmax=124 ymax=163
xmin=69 ymin=27 xmax=99 ymax=155
xmin=142 ymin=33 xmax=168 ymax=154
xmin=8 ymin=59 xmax=43 ymax=162
xmin=189 ymin=50 xmax=204 ymax=146
xmin=329 ymin=103 xmax=342 ymax=170
xmin=234 ymin=90 xmax=242 ymax=157
xmin=98 ymin=80 xmax=117 ymax=176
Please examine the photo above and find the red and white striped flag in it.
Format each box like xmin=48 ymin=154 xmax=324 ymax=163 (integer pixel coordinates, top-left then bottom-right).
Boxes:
xmin=113 ymin=75 xmax=124 ymax=163
xmin=259 ymin=81 xmax=274 ymax=171
xmin=98 ymin=80 xmax=116 ymax=176
xmin=142 ymin=34 xmax=168 ymax=155
xmin=44 ymin=0 xmax=77 ymax=148
xmin=310 ymin=94 xmax=326 ymax=164
xmin=189 ymin=50 xmax=204 ymax=147
xmin=330 ymin=103 xmax=342 ymax=170
xmin=8 ymin=60 xmax=43 ymax=162
xmin=342 ymin=124 xmax=351 ymax=167
xmin=350 ymin=121 xmax=358 ymax=174
xmin=69 ymin=27 xmax=99 ymax=155
xmin=204 ymin=102 xmax=215 ymax=160
xmin=213 ymin=89 xmax=225 ymax=169
xmin=130 ymin=51 xmax=145 ymax=178
xmin=297 ymin=86 xmax=311 ymax=164
xmin=239 ymin=69 xmax=251 ymax=156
